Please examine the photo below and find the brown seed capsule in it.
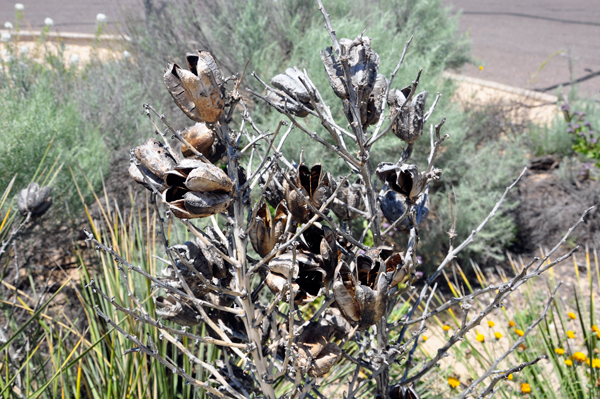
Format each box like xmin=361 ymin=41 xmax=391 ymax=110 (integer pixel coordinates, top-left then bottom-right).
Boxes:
xmin=249 ymin=202 xmax=288 ymax=257
xmin=17 ymin=183 xmax=52 ymax=217
xmin=284 ymin=163 xmax=332 ymax=223
xmin=183 ymin=191 xmax=231 ymax=217
xmin=332 ymin=263 xmax=361 ymax=322
xmin=376 ymin=163 xmax=428 ymax=202
xmin=329 ymin=177 xmax=365 ymax=221
xmin=365 ymin=74 xmax=388 ymax=126
xmin=133 ymin=138 xmax=177 ymax=179
xmin=154 ymin=295 xmax=201 ymax=326
xmin=129 ymin=163 xmax=167 ymax=192
xmin=388 ymin=86 xmax=428 ymax=145
xmin=185 ymin=162 xmax=233 ymax=193
xmin=271 ymin=68 xmax=314 ymax=104
xmin=181 ymin=123 xmax=215 ymax=158
xmin=163 ymin=51 xmax=224 ymax=123
xmin=309 ymin=343 xmax=342 ymax=377
xmin=265 ymin=91 xmax=309 ymax=117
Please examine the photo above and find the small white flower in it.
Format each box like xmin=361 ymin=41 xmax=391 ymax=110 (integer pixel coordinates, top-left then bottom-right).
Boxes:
xmin=1 ymin=31 xmax=11 ymax=42
xmin=19 ymin=45 xmax=29 ymax=54
xmin=4 ymin=22 xmax=14 ymax=30
xmin=70 ymin=53 xmax=79 ymax=65
xmin=15 ymin=3 xmax=24 ymax=11
xmin=44 ymin=17 xmax=53 ymax=26
xmin=122 ymin=50 xmax=131 ymax=59
xmin=96 ymin=13 xmax=107 ymax=23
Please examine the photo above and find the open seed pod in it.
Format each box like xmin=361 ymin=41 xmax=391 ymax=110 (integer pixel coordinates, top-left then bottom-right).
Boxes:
xmin=180 ymin=122 xmax=215 ymax=158
xmin=329 ymin=177 xmax=365 ymax=221
xmin=271 ymin=67 xmax=315 ymax=106
xmin=300 ymin=224 xmax=338 ymax=284
xmin=295 ymin=322 xmax=342 ymax=377
xmin=284 ymin=163 xmax=332 ymax=224
xmin=129 ymin=163 xmax=167 ymax=193
xmin=376 ymin=163 xmax=426 ymax=202
xmin=320 ymin=36 xmax=380 ymax=105
xmin=388 ymin=385 xmax=420 ymax=399
xmin=265 ymin=91 xmax=309 ymax=117
xmin=365 ymin=74 xmax=388 ymax=127
xmin=184 ymin=162 xmax=233 ymax=193
xmin=163 ymin=51 xmax=224 ymax=123
xmin=333 ymin=258 xmax=392 ymax=329
xmin=133 ymin=138 xmax=177 ymax=180
xmin=388 ymin=86 xmax=428 ymax=145
xmin=17 ymin=183 xmax=52 ymax=217
xmin=155 ymin=295 xmax=201 ymax=326
xmin=162 ymin=187 xmax=231 ymax=219
xmin=260 ymin=171 xmax=285 ymax=208
xmin=249 ymin=202 xmax=288 ymax=257
xmin=266 ymin=251 xmax=325 ymax=305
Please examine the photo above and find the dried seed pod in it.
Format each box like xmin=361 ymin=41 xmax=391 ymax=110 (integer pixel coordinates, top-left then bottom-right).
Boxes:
xmin=181 ymin=123 xmax=215 ymax=158
xmin=249 ymin=202 xmax=288 ymax=257
xmin=376 ymin=163 xmax=427 ymax=202
xmin=155 ymin=295 xmax=200 ymax=326
xmin=129 ymin=162 xmax=167 ymax=192
xmin=388 ymin=385 xmax=420 ymax=399
xmin=329 ymin=177 xmax=365 ymax=221
xmin=271 ymin=67 xmax=314 ymax=104
xmin=284 ymin=163 xmax=332 ymax=223
xmin=260 ymin=171 xmax=285 ymax=208
xmin=183 ymin=191 xmax=231 ymax=217
xmin=163 ymin=51 xmax=224 ymax=123
xmin=309 ymin=343 xmax=342 ymax=377
xmin=265 ymin=272 xmax=300 ymax=296
xmin=185 ymin=162 xmax=233 ymax=193
xmin=332 ymin=263 xmax=361 ymax=322
xmin=379 ymin=188 xmax=429 ymax=233
xmin=133 ymin=138 xmax=177 ymax=179
xmin=17 ymin=183 xmax=52 ymax=217
xmin=266 ymin=251 xmax=324 ymax=305
xmin=300 ymin=225 xmax=338 ymax=284
xmin=265 ymin=91 xmax=309 ymax=117
xmin=320 ymin=36 xmax=379 ymax=105
xmin=388 ymin=86 xmax=428 ymax=144
xmin=365 ymin=74 xmax=388 ymax=126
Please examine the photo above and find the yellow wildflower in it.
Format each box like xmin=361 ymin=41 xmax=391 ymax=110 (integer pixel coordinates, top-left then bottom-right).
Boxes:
xmin=514 ymin=329 xmax=525 ymax=337
xmin=567 ymin=330 xmax=575 ymax=339
xmin=592 ymin=325 xmax=599 ymax=333
xmin=567 ymin=312 xmax=577 ymax=320
xmin=476 ymin=332 xmax=485 ymax=342
xmin=448 ymin=377 xmax=460 ymax=389
xmin=422 ymin=335 xmax=428 ymax=342
xmin=479 ymin=66 xmax=484 ymax=71
xmin=494 ymin=332 xmax=503 ymax=340
xmin=520 ymin=383 xmax=531 ymax=394
xmin=592 ymin=359 xmax=600 ymax=369
xmin=487 ymin=320 xmax=495 ymax=328
xmin=555 ymin=348 xmax=565 ymax=355
xmin=508 ymin=320 xmax=516 ymax=327
xmin=507 ymin=374 xmax=513 ymax=380
xmin=442 ymin=325 xmax=451 ymax=332
xmin=565 ymin=359 xmax=573 ymax=367
xmin=573 ymin=352 xmax=586 ymax=362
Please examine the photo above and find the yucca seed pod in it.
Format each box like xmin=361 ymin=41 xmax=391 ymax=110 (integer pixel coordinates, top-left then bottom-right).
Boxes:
xmin=163 ymin=51 xmax=224 ymax=123
xmin=266 ymin=251 xmax=325 ymax=305
xmin=332 ymin=263 xmax=361 ymax=322
xmin=320 ymin=36 xmax=379 ymax=105
xmin=17 ymin=183 xmax=52 ymax=217
xmin=365 ymin=73 xmax=388 ymax=126
xmin=300 ymin=224 xmax=338 ymax=284
xmin=181 ymin=123 xmax=215 ymax=158
xmin=388 ymin=385 xmax=420 ymax=399
xmin=129 ymin=162 xmax=167 ymax=192
xmin=388 ymin=86 xmax=428 ymax=145
xmin=154 ymin=295 xmax=201 ymax=326
xmin=265 ymin=272 xmax=300 ymax=296
xmin=265 ymin=91 xmax=309 ymax=117
xmin=309 ymin=343 xmax=342 ymax=377
xmin=376 ymin=163 xmax=427 ymax=202
xmin=260 ymin=171 xmax=285 ymax=209
xmin=284 ymin=163 xmax=333 ymax=223
xmin=183 ymin=191 xmax=231 ymax=217
xmin=249 ymin=202 xmax=288 ymax=257
xmin=162 ymin=187 xmax=198 ymax=219
xmin=271 ymin=67 xmax=314 ymax=105
xmin=185 ymin=162 xmax=233 ymax=193
xmin=379 ymin=188 xmax=430 ymax=233
xmin=329 ymin=177 xmax=365 ymax=221
xmin=133 ymin=138 xmax=177 ymax=180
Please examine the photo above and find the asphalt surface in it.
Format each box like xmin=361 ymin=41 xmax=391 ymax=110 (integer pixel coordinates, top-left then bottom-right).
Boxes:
xmin=1 ymin=0 xmax=599 ymax=98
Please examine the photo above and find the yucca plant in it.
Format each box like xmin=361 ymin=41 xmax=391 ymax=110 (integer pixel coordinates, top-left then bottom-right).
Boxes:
xmin=74 ymin=2 xmax=594 ymax=398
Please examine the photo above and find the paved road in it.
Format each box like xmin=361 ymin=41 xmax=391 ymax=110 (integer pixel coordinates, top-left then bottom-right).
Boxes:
xmin=1 ymin=0 xmax=599 ymax=98
xmin=444 ymin=0 xmax=600 ymax=98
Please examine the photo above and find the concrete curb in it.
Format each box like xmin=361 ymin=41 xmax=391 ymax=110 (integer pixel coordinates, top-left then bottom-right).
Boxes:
xmin=442 ymin=71 xmax=558 ymax=104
